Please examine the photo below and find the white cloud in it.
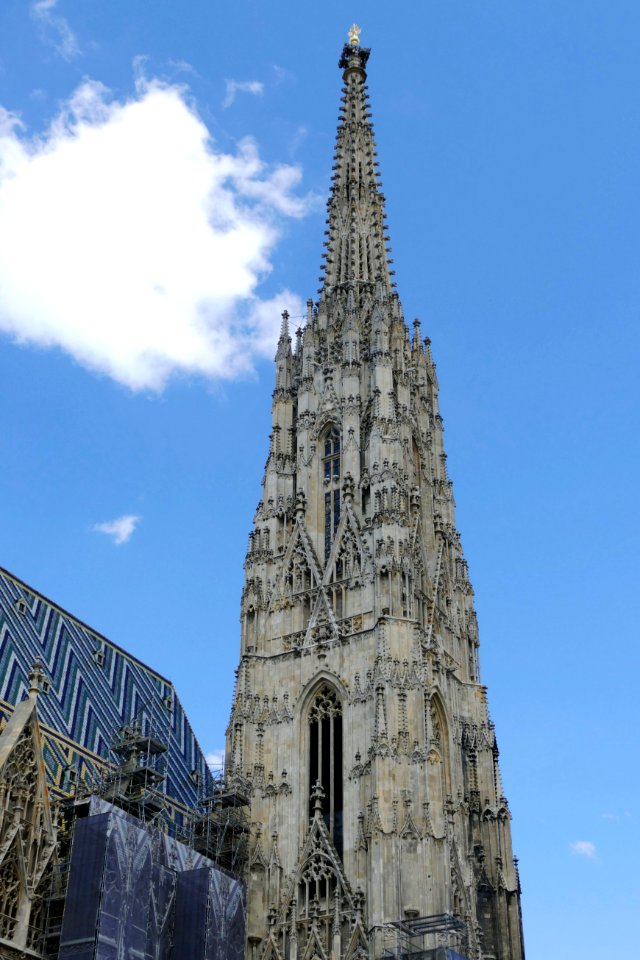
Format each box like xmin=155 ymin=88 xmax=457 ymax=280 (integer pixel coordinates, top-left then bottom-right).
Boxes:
xmin=206 ymin=750 xmax=225 ymax=771
xmin=31 ymin=0 xmax=80 ymax=61
xmin=92 ymin=514 xmax=141 ymax=545
xmin=570 ymin=840 xmax=597 ymax=860
xmin=272 ymin=65 xmax=293 ymax=86
xmin=168 ymin=59 xmax=199 ymax=77
xmin=0 ymin=78 xmax=308 ymax=390
xmin=223 ymin=80 xmax=264 ymax=110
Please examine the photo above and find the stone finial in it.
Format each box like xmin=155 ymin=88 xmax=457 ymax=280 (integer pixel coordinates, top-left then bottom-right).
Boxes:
xmin=275 ymin=310 xmax=292 ymax=362
xmin=28 ymin=657 xmax=45 ymax=699
xmin=342 ymin=471 xmax=355 ymax=503
xmin=311 ymin=779 xmax=325 ymax=818
xmin=288 ymin=898 xmax=298 ymax=936
xmin=295 ymin=490 xmax=307 ymax=520
xmin=412 ymin=318 xmax=423 ymax=352
xmin=311 ymin=896 xmax=321 ymax=921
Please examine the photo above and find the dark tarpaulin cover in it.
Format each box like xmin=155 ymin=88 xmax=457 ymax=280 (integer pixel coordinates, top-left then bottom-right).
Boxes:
xmin=58 ymin=803 xmax=246 ymax=960
xmin=174 ymin=868 xmax=210 ymax=960
xmin=58 ymin=813 xmax=110 ymax=960
xmin=145 ymin=863 xmax=176 ymax=960
xmin=96 ymin=813 xmax=152 ymax=960
xmin=205 ymin=867 xmax=245 ymax=960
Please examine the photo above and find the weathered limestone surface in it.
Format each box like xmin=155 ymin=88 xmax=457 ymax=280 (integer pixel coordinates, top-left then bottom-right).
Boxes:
xmin=0 ymin=661 xmax=58 ymax=959
xmin=227 ymin=30 xmax=525 ymax=960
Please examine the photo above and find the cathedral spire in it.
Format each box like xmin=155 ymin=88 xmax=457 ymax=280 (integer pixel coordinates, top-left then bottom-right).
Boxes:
xmin=232 ymin=30 xmax=525 ymax=959
xmin=319 ymin=27 xmax=394 ymax=302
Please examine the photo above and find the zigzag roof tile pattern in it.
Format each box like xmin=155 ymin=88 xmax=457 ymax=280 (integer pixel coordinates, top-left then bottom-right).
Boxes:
xmin=0 ymin=566 xmax=213 ymax=823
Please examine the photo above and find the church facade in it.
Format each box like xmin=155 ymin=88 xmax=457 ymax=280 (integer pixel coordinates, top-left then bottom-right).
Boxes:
xmin=226 ymin=30 xmax=525 ymax=960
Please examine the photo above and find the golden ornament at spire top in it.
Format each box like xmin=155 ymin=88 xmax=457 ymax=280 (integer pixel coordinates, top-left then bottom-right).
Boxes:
xmin=348 ymin=23 xmax=361 ymax=47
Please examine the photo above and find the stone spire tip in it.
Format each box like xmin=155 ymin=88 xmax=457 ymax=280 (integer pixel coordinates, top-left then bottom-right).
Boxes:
xmin=275 ymin=309 xmax=292 ymax=363
xmin=339 ymin=27 xmax=370 ymax=73
xmin=412 ymin=318 xmax=423 ymax=351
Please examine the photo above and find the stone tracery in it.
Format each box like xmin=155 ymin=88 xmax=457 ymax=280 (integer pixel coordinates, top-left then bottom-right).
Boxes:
xmin=0 ymin=663 xmax=58 ymax=957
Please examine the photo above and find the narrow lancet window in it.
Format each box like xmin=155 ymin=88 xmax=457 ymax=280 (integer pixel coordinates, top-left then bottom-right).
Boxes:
xmin=323 ymin=426 xmax=341 ymax=560
xmin=308 ymin=685 xmax=343 ymax=856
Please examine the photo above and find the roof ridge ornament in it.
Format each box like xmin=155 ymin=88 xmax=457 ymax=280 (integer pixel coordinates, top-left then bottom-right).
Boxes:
xmin=28 ymin=657 xmax=46 ymax=699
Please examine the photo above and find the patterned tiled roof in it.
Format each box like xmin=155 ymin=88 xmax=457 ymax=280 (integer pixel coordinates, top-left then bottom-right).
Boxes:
xmin=0 ymin=566 xmax=214 ymax=825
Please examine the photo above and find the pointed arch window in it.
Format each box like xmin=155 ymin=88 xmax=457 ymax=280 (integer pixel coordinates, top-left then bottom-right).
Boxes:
xmin=323 ymin=426 xmax=341 ymax=560
xmin=308 ymin=685 xmax=343 ymax=856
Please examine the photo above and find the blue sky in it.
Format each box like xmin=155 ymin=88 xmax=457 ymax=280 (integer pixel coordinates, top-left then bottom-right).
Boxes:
xmin=1 ymin=2 xmax=639 ymax=955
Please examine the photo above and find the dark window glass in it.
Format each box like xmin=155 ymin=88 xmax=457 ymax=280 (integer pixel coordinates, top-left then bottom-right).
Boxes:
xmin=323 ymin=426 xmax=341 ymax=560
xmin=308 ymin=686 xmax=343 ymax=858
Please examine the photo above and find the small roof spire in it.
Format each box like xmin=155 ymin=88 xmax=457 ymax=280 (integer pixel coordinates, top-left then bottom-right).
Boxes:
xmin=275 ymin=309 xmax=291 ymax=360
xmin=279 ymin=309 xmax=289 ymax=341
xmin=412 ymin=318 xmax=423 ymax=352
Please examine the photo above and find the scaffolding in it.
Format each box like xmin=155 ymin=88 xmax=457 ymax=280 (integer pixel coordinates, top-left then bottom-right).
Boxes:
xmin=381 ymin=913 xmax=468 ymax=960
xmin=42 ymin=799 xmax=77 ymax=960
xmin=187 ymin=771 xmax=250 ymax=877
xmin=68 ymin=713 xmax=250 ymax=877
xmin=41 ymin=780 xmax=249 ymax=960
xmin=56 ymin=670 xmax=177 ymax=833
xmin=102 ymin=721 xmax=169 ymax=821
xmin=39 ymin=712 xmax=249 ymax=960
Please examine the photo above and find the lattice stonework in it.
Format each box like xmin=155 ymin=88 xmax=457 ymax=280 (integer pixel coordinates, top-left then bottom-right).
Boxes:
xmin=0 ymin=681 xmax=58 ymax=956
xmin=308 ymin=687 xmax=341 ymax=723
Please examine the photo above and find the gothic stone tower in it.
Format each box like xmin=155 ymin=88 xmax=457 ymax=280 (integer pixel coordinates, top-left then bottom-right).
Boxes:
xmin=226 ymin=28 xmax=525 ymax=960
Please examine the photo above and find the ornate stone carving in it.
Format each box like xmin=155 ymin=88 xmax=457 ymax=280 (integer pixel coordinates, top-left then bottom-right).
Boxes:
xmin=0 ymin=662 xmax=58 ymax=955
xmin=231 ymin=30 xmax=524 ymax=960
